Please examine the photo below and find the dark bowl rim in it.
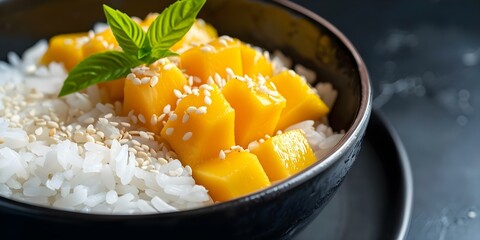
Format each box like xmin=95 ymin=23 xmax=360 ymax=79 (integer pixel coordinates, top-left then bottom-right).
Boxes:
xmin=0 ymin=0 xmax=372 ymax=220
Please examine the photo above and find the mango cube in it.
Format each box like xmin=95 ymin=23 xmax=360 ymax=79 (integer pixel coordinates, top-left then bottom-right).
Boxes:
xmin=250 ymin=129 xmax=317 ymax=182
xmin=222 ymin=76 xmax=286 ymax=147
xmin=193 ymin=151 xmax=271 ymax=202
xmin=240 ymin=43 xmax=273 ymax=77
xmin=40 ymin=33 xmax=88 ymax=71
xmin=123 ymin=60 xmax=187 ymax=133
xmin=269 ymin=70 xmax=330 ymax=131
xmin=160 ymin=84 xmax=235 ymax=167
xmin=180 ymin=37 xmax=243 ymax=85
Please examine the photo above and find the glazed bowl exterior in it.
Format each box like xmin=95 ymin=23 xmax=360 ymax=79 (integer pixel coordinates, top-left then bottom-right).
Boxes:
xmin=0 ymin=0 xmax=371 ymax=239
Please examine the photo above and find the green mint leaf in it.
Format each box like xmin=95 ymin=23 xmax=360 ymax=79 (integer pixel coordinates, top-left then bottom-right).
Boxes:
xmin=147 ymin=0 xmax=206 ymax=53
xmin=103 ymin=4 xmax=147 ymax=57
xmin=58 ymin=51 xmax=142 ymax=97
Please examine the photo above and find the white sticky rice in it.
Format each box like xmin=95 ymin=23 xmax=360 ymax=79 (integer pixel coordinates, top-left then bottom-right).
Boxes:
xmin=0 ymin=40 xmax=343 ymax=214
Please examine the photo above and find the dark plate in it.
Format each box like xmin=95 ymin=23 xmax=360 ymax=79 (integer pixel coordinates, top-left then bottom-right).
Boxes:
xmin=296 ymin=110 xmax=413 ymax=240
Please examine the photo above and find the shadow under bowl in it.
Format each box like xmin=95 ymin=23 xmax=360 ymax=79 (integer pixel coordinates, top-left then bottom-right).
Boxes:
xmin=0 ymin=0 xmax=371 ymax=239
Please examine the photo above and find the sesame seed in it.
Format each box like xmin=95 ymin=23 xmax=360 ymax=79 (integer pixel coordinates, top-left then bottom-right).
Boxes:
xmin=196 ymin=106 xmax=207 ymax=115
xmin=86 ymin=135 xmax=95 ymax=143
xmin=130 ymin=115 xmax=138 ymax=124
xmin=200 ymin=45 xmax=214 ymax=53
xmin=47 ymin=121 xmax=59 ymax=129
xmin=104 ymin=113 xmax=113 ymax=119
xmin=204 ymin=96 xmax=212 ymax=105
xmin=34 ymin=127 xmax=43 ymax=136
xmin=182 ymin=113 xmax=190 ymax=123
xmin=83 ymin=117 xmax=95 ymax=124
xmin=186 ymin=106 xmax=197 ymax=113
xmin=219 ymin=35 xmax=234 ymax=42
xmin=150 ymin=76 xmax=158 ymax=87
xmin=219 ymin=150 xmax=226 ymax=160
xmin=166 ymin=128 xmax=174 ymax=136
xmin=182 ymin=132 xmax=193 ymax=141
xmin=138 ymin=114 xmax=146 ymax=124
xmin=169 ymin=113 xmax=177 ymax=121
xmin=150 ymin=114 xmax=158 ymax=126
xmin=139 ymin=131 xmax=149 ymax=139
xmin=183 ymin=85 xmax=192 ymax=94
xmin=288 ymin=69 xmax=296 ymax=77
xmin=158 ymin=113 xmax=166 ymax=122
xmin=173 ymin=89 xmax=183 ymax=98
xmin=132 ymin=77 xmax=142 ymax=85
xmin=140 ymin=77 xmax=150 ymax=84
xmin=219 ymin=39 xmax=228 ymax=47
xmin=163 ymin=63 xmax=174 ymax=71
xmin=131 ymin=139 xmax=141 ymax=146
xmin=119 ymin=139 xmax=129 ymax=144
xmin=226 ymin=67 xmax=234 ymax=77
xmin=163 ymin=104 xmax=171 ymax=114
xmin=99 ymin=118 xmax=109 ymax=124
xmin=193 ymin=76 xmax=201 ymax=83
xmin=120 ymin=122 xmax=131 ymax=127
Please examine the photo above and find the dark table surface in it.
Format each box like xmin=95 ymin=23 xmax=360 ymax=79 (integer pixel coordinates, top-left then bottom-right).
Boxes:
xmin=292 ymin=0 xmax=480 ymax=239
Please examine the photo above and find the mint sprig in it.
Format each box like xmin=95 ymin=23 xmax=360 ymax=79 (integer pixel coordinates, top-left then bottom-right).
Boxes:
xmin=58 ymin=0 xmax=206 ymax=97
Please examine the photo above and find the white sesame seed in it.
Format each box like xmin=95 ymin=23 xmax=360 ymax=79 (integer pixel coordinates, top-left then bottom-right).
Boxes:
xmin=104 ymin=113 xmax=113 ymax=119
xmin=150 ymin=114 xmax=158 ymax=126
xmin=186 ymin=106 xmax=197 ymax=113
xmin=139 ymin=131 xmax=149 ymax=139
xmin=140 ymin=77 xmax=150 ymax=84
xmin=196 ymin=106 xmax=207 ymax=115
xmin=83 ymin=117 xmax=95 ymax=124
xmin=288 ymin=69 xmax=296 ymax=77
xmin=120 ymin=122 xmax=131 ymax=127
xmin=183 ymin=85 xmax=192 ymax=94
xmin=218 ymin=39 xmax=228 ymax=47
xmin=158 ymin=113 xmax=166 ymax=121
xmin=132 ymin=77 xmax=142 ymax=85
xmin=219 ymin=150 xmax=226 ymax=160
xmin=47 ymin=121 xmax=59 ymax=129
xmin=163 ymin=104 xmax=171 ymax=114
xmin=163 ymin=63 xmax=174 ymax=71
xmin=165 ymin=128 xmax=174 ymax=136
xmin=150 ymin=76 xmax=159 ymax=87
xmin=182 ymin=132 xmax=193 ymax=141
xmin=169 ymin=113 xmax=177 ymax=121
xmin=138 ymin=114 xmax=146 ymax=124
xmin=193 ymin=76 xmax=202 ymax=83
xmin=204 ymin=96 xmax=212 ymax=105
xmin=226 ymin=67 xmax=234 ymax=77
xmin=182 ymin=113 xmax=190 ymax=123
xmin=200 ymin=45 xmax=214 ymax=53
xmin=219 ymin=35 xmax=234 ymax=42
xmin=99 ymin=118 xmax=109 ymax=124
xmin=130 ymin=115 xmax=138 ymax=124
xmin=173 ymin=89 xmax=183 ymax=98
xmin=34 ymin=127 xmax=43 ymax=136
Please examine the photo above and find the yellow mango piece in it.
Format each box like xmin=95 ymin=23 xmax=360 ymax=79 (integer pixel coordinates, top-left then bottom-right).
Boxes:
xmin=222 ymin=76 xmax=286 ymax=147
xmin=82 ymin=28 xmax=118 ymax=57
xmin=160 ymin=84 xmax=235 ymax=167
xmin=81 ymin=29 xmax=122 ymax=103
xmin=240 ymin=44 xmax=273 ymax=77
xmin=123 ymin=60 xmax=187 ymax=133
xmin=180 ymin=37 xmax=243 ymax=85
xmin=269 ymin=70 xmax=330 ymax=131
xmin=141 ymin=16 xmax=217 ymax=53
xmin=193 ymin=151 xmax=271 ymax=202
xmin=40 ymin=33 xmax=88 ymax=71
xmin=250 ymin=129 xmax=317 ymax=182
